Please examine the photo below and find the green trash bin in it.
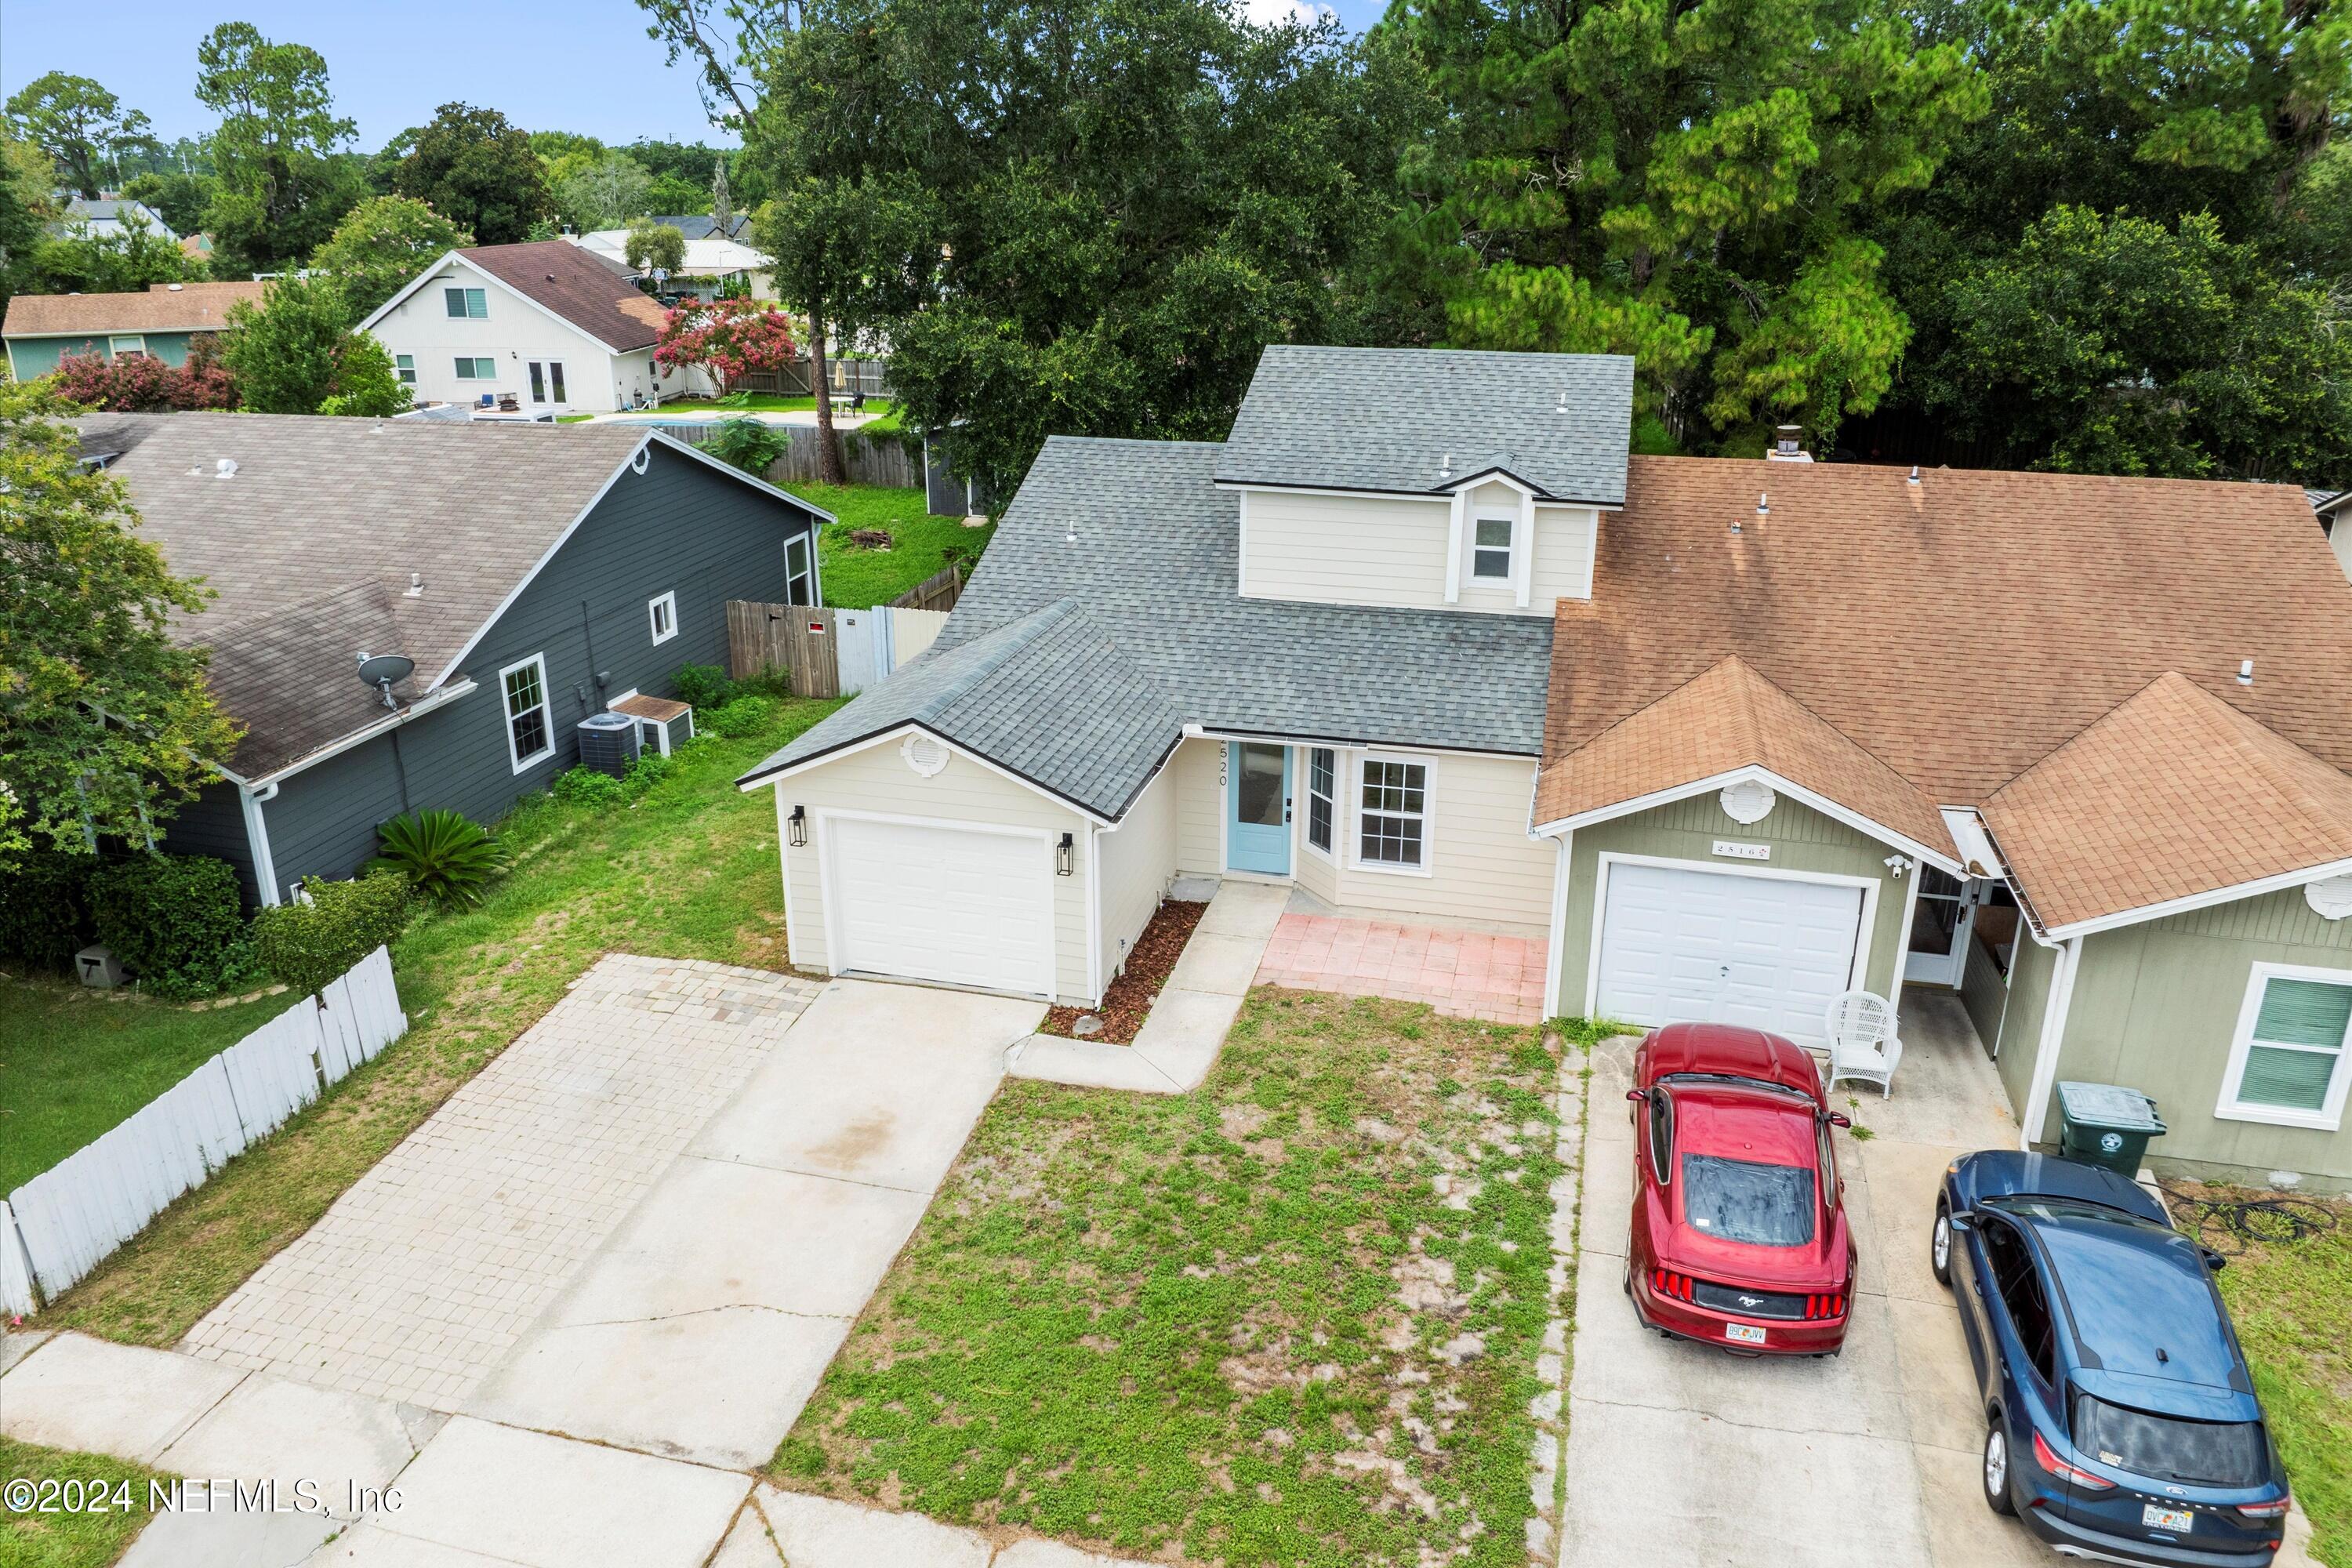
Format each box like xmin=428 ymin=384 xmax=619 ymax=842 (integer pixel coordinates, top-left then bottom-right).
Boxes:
xmin=2055 ymin=1081 xmax=2166 ymax=1177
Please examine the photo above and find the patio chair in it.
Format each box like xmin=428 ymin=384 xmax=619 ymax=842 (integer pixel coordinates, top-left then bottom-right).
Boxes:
xmin=1824 ymin=989 xmax=1904 ymax=1098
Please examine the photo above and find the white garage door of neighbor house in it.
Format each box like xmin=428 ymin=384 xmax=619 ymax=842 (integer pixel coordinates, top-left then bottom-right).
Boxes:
xmin=826 ymin=817 xmax=1054 ymax=997
xmin=1595 ymin=862 xmax=1865 ymax=1047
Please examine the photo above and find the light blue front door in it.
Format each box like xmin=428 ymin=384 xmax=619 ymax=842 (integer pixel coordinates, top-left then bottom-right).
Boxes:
xmin=1227 ymin=742 xmax=1292 ymax=875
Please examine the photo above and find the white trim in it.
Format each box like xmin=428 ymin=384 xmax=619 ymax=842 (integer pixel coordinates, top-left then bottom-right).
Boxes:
xmin=1513 ymin=487 xmax=1534 ymax=609
xmin=241 ymin=679 xmax=480 ymax=789
xmin=2215 ymin=961 xmax=2352 ymax=1131
xmin=1213 ymin=477 xmax=1624 ymax=510
xmin=1581 ymin=850 xmax=1882 ymax=1023
xmin=784 ymin=532 xmax=816 ymax=606
xmin=1893 ymin=854 xmax=1923 ymax=989
xmin=2044 ymin=855 xmax=2352 ymax=939
xmin=498 ymin=652 xmax=554 ymax=775
xmin=1182 ymin=723 xmax=1534 ymax=765
xmin=1465 ymin=510 xmax=1517 ymax=590
xmin=734 ymin=720 xmax=1120 ymax=826
xmin=1236 ymin=488 xmax=1250 ymax=598
xmin=1532 ymin=763 xmax=1962 ymax=875
xmin=1216 ymin=742 xmax=1230 ymax=873
xmin=773 ymin=781 xmax=803 ymax=966
xmin=1302 ymin=744 xmax=1338 ymax=862
xmin=1443 ymin=490 xmax=1465 ymax=604
xmin=1542 ymin=830 xmax=1571 ymax=1019
xmin=238 ymin=783 xmax=281 ymax=908
xmin=1351 ymin=750 xmax=1436 ymax=878
xmin=1087 ymin=825 xmax=1105 ymax=1004
xmin=2019 ymin=936 xmax=2082 ymax=1149
xmin=813 ymin=806 xmax=1057 ymax=1000
xmin=645 ymin=430 xmax=840 ymax=525
xmin=358 ymin=250 xmax=633 ymax=354
xmin=648 ymin=590 xmax=679 ymax=645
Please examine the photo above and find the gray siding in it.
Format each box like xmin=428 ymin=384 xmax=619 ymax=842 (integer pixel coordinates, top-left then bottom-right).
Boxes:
xmin=158 ymin=779 xmax=261 ymax=905
xmin=235 ymin=444 xmax=818 ymax=898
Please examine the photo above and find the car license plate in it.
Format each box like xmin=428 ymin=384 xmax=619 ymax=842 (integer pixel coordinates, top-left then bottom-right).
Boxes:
xmin=2142 ymin=1504 xmax=2194 ymax=1533
xmin=1724 ymin=1323 xmax=1766 ymax=1345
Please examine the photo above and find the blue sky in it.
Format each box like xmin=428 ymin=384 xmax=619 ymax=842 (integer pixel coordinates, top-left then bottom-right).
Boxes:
xmin=0 ymin=1 xmax=1384 ymax=157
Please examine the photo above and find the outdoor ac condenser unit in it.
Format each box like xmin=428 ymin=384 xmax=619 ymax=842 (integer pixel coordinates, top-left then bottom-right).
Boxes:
xmin=576 ymin=711 xmax=642 ymax=778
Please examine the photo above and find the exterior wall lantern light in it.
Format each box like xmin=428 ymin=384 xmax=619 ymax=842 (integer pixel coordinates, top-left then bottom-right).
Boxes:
xmin=1057 ymin=832 xmax=1075 ymax=876
xmin=788 ymin=805 xmax=808 ymax=848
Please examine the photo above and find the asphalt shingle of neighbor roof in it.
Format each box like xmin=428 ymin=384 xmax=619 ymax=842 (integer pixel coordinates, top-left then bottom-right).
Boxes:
xmin=460 ymin=241 xmax=668 ymax=350
xmin=1542 ymin=456 xmax=2352 ymax=924
xmin=87 ymin=412 xmax=655 ymax=778
xmin=742 ymin=437 xmax=1556 ymax=812
xmin=1214 ymin=345 xmax=1635 ymax=505
xmin=3 ymin=280 xmax=267 ymax=337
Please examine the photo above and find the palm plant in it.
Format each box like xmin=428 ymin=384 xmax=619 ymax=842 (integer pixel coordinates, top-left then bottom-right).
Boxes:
xmin=369 ymin=809 xmax=507 ymax=908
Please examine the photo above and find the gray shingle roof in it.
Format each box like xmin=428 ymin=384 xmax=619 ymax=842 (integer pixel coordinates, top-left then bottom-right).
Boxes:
xmin=1214 ymin=346 xmax=1635 ymax=506
xmin=84 ymin=414 xmax=664 ymax=777
xmin=742 ymin=437 xmax=1555 ymax=814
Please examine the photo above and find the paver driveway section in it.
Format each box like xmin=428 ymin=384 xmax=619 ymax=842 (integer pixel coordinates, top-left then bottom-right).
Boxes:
xmin=183 ymin=956 xmax=822 ymax=1410
xmin=1559 ymin=993 xmax=2051 ymax=1568
xmin=464 ymin=977 xmax=1042 ymax=1468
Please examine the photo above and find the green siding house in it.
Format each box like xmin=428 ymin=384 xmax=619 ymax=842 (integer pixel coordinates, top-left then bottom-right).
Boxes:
xmin=3 ymin=281 xmax=265 ymax=379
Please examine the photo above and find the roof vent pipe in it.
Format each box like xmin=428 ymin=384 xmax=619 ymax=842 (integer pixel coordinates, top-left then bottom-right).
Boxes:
xmin=1439 ymin=452 xmax=1452 ymax=479
xmin=1907 ymin=465 xmax=1920 ymax=485
xmin=2239 ymin=659 xmax=2255 ymax=686
xmin=1757 ymin=492 xmax=1769 ymax=517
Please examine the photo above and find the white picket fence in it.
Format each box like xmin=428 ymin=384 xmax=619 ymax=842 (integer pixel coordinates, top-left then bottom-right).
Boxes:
xmin=0 ymin=946 xmax=406 ymax=1315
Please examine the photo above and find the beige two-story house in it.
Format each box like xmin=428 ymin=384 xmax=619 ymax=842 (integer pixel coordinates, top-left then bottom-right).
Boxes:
xmin=739 ymin=345 xmax=2352 ymax=1189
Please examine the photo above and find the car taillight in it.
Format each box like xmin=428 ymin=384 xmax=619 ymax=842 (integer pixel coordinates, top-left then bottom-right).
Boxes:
xmin=1803 ymin=1292 xmax=1846 ymax=1319
xmin=2237 ymin=1499 xmax=2290 ymax=1519
xmin=1650 ymin=1267 xmax=1694 ymax=1301
xmin=2031 ymin=1429 xmax=2114 ymax=1490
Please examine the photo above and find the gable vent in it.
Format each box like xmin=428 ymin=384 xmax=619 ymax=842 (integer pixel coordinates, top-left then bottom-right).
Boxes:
xmin=902 ymin=735 xmax=949 ymax=777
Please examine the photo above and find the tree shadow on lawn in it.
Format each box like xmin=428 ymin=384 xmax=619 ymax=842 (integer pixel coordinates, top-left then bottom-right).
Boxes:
xmin=771 ymin=989 xmax=1563 ymax=1568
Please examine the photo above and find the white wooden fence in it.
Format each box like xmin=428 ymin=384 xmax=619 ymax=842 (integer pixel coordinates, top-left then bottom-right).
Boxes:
xmin=0 ymin=946 xmax=406 ymax=1315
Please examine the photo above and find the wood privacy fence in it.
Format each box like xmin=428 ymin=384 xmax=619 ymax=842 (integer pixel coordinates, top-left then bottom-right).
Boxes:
xmin=637 ymin=420 xmax=920 ymax=489
xmin=726 ymin=594 xmax=955 ymax=699
xmin=0 ymin=946 xmax=407 ymax=1314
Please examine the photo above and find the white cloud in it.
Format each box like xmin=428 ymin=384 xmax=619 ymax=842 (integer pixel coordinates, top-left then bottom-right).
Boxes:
xmin=1240 ymin=0 xmax=1338 ymax=27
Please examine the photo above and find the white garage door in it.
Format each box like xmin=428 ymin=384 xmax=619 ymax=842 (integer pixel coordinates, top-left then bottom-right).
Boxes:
xmin=826 ymin=816 xmax=1054 ymax=996
xmin=1595 ymin=862 xmax=1865 ymax=1047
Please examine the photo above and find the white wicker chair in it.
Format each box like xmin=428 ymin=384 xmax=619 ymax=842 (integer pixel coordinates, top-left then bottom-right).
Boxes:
xmin=1824 ymin=989 xmax=1904 ymax=1098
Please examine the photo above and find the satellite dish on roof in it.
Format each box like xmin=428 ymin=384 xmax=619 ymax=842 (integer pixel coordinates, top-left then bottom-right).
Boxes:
xmin=356 ymin=651 xmax=415 ymax=710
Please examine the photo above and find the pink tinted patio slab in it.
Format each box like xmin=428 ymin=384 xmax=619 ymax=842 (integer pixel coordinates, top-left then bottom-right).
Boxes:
xmin=1256 ymin=914 xmax=1548 ymax=1025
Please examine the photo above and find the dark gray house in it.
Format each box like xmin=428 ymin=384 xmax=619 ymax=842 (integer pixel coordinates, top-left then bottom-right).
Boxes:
xmin=82 ymin=413 xmax=827 ymax=906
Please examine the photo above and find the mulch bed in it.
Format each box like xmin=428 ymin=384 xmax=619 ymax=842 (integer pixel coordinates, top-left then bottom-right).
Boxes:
xmin=1039 ymin=898 xmax=1209 ymax=1044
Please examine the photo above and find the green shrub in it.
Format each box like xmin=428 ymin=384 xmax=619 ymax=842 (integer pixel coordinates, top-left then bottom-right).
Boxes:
xmin=702 ymin=695 xmax=776 ymax=738
xmin=554 ymin=767 xmax=626 ymax=808
xmin=87 ymin=854 xmax=252 ymax=997
xmin=622 ymin=751 xmax=674 ymax=797
xmin=0 ymin=848 xmax=95 ymax=970
xmin=252 ymin=870 xmax=414 ymax=999
xmin=703 ymin=416 xmax=792 ymax=476
xmin=370 ymin=809 xmax=507 ymax=908
xmin=673 ymin=664 xmax=735 ymax=710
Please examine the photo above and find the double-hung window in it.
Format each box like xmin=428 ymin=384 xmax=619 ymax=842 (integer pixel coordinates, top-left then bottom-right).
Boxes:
xmin=445 ymin=285 xmax=487 ymax=319
xmin=2221 ymin=964 xmax=2352 ymax=1127
xmin=1357 ymin=755 xmax=1430 ymax=870
xmin=785 ymin=534 xmax=815 ymax=605
xmin=648 ymin=590 xmax=677 ymax=645
xmin=1472 ymin=517 xmax=1514 ymax=580
xmin=501 ymin=654 xmax=553 ymax=773
xmin=394 ymin=353 xmax=416 ymax=385
xmin=454 ymin=357 xmax=497 ymax=380
xmin=1305 ymin=747 xmax=1336 ymax=856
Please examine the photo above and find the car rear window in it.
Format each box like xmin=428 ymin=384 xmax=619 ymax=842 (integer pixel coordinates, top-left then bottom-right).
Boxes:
xmin=2071 ymin=1394 xmax=2268 ymax=1487
xmin=1679 ymin=1154 xmax=1816 ymax=1247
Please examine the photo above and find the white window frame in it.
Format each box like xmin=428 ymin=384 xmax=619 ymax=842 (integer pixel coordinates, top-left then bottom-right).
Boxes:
xmin=455 ymin=357 xmax=497 ymax=381
xmin=1351 ymin=750 xmax=1435 ymax=877
xmin=499 ymin=652 xmax=554 ymax=775
xmin=1469 ymin=515 xmax=1515 ymax=582
xmin=2218 ymin=960 xmax=2352 ymax=1131
xmin=394 ymin=352 xmax=416 ymax=385
xmin=648 ymin=590 xmax=678 ymax=645
xmin=1304 ymin=746 xmax=1337 ymax=860
xmin=445 ymin=285 xmax=487 ymax=319
xmin=108 ymin=334 xmax=147 ymax=358
xmin=785 ymin=533 xmax=815 ymax=605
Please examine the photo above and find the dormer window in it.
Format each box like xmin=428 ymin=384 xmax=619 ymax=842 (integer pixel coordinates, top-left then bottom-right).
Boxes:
xmin=1472 ymin=517 xmax=1514 ymax=580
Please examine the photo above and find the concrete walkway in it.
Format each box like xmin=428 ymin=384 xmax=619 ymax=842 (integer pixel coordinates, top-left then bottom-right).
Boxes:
xmin=1008 ymin=880 xmax=1289 ymax=1093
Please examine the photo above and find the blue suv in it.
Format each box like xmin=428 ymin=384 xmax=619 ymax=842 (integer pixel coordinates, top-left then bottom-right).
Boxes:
xmin=1933 ymin=1152 xmax=2292 ymax=1565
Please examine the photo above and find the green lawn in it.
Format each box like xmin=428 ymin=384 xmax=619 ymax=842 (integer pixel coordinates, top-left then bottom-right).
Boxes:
xmin=786 ymin=481 xmax=996 ymax=609
xmin=37 ymin=695 xmax=842 ymax=1346
xmin=771 ymin=990 xmax=1563 ymax=1568
xmin=0 ymin=1436 xmax=162 ymax=1568
xmin=2186 ymin=1186 xmax=2352 ymax=1566
xmin=0 ymin=982 xmax=301 ymax=1192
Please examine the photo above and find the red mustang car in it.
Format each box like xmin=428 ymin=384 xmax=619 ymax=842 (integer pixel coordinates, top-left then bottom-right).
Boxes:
xmin=1624 ymin=1022 xmax=1857 ymax=1356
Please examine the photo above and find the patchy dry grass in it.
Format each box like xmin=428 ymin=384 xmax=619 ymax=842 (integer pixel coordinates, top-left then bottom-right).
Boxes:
xmin=33 ymin=699 xmax=840 ymax=1346
xmin=770 ymin=989 xmax=1561 ymax=1567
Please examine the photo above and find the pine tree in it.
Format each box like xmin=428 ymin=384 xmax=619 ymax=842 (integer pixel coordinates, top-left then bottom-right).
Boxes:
xmin=711 ymin=155 xmax=733 ymax=236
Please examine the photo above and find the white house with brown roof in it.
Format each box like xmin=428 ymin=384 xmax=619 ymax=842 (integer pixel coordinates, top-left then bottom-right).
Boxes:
xmin=735 ymin=345 xmax=2352 ymax=1189
xmin=2 ymin=280 xmax=266 ymax=379
xmin=356 ymin=241 xmax=715 ymax=415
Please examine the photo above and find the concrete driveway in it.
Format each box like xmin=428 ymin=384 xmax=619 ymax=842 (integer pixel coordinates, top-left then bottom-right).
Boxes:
xmin=1560 ymin=994 xmax=2060 ymax=1568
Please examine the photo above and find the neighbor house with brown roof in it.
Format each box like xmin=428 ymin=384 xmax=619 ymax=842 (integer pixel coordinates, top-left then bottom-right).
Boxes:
xmin=354 ymin=240 xmax=711 ymax=416
xmin=733 ymin=344 xmax=2352 ymax=1187
xmin=2 ymin=280 xmax=266 ymax=379
xmin=78 ymin=411 xmax=829 ymax=908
